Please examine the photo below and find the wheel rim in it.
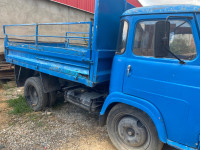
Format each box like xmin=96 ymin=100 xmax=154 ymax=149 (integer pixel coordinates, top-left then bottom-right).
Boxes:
xmin=26 ymin=85 xmax=39 ymax=106
xmin=117 ymin=116 xmax=148 ymax=148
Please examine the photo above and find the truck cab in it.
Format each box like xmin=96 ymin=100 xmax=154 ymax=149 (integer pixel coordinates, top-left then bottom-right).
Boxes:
xmin=101 ymin=5 xmax=200 ymax=150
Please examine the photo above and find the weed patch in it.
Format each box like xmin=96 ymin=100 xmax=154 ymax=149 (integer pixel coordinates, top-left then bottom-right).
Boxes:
xmin=28 ymin=113 xmax=41 ymax=121
xmin=6 ymin=96 xmax=33 ymax=115
xmin=2 ymin=84 xmax=11 ymax=90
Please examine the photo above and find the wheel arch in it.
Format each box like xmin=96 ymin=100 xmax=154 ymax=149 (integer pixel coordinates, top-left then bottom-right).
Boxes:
xmin=100 ymin=92 xmax=167 ymax=143
xmin=14 ymin=65 xmax=37 ymax=87
xmin=14 ymin=65 xmax=61 ymax=93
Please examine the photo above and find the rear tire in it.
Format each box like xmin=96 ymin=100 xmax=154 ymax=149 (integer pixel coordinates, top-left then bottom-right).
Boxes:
xmin=47 ymin=91 xmax=57 ymax=107
xmin=107 ymin=104 xmax=163 ymax=150
xmin=24 ymin=77 xmax=48 ymax=111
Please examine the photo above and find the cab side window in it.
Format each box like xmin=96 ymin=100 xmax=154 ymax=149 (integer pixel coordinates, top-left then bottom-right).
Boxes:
xmin=116 ymin=20 xmax=129 ymax=54
xmin=133 ymin=21 xmax=156 ymax=57
xmin=133 ymin=20 xmax=197 ymax=60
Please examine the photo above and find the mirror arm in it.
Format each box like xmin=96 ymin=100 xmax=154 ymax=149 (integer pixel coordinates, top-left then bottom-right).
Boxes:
xmin=164 ymin=16 xmax=193 ymax=38
xmin=162 ymin=16 xmax=190 ymax=65
xmin=164 ymin=46 xmax=186 ymax=64
xmin=166 ymin=16 xmax=193 ymax=22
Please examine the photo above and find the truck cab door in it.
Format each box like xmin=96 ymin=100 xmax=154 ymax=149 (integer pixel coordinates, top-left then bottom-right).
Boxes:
xmin=122 ymin=14 xmax=200 ymax=148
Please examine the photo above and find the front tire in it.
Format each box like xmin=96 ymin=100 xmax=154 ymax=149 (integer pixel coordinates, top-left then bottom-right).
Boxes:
xmin=107 ymin=104 xmax=163 ymax=150
xmin=24 ymin=77 xmax=48 ymax=111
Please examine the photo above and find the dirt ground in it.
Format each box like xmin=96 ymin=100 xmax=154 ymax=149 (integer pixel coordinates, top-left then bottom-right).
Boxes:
xmin=0 ymin=83 xmax=177 ymax=150
xmin=0 ymin=90 xmax=9 ymax=131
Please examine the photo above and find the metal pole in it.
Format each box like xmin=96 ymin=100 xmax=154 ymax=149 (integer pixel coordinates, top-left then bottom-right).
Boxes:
xmin=88 ymin=22 xmax=92 ymax=50
xmin=35 ymin=24 xmax=38 ymax=45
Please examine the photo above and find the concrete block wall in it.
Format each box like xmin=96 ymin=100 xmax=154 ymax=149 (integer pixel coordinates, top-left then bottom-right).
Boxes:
xmin=0 ymin=0 xmax=94 ymax=52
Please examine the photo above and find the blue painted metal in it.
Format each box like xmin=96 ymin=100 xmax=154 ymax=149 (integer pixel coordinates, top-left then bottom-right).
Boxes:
xmin=123 ymin=4 xmax=200 ymax=16
xmin=35 ymin=24 xmax=38 ymax=46
xmin=167 ymin=140 xmax=196 ymax=150
xmin=105 ymin=11 xmax=200 ymax=150
xmin=90 ymin=0 xmax=135 ymax=84
xmin=125 ymin=13 xmax=200 ymax=149
xmin=4 ymin=21 xmax=92 ymax=26
xmin=4 ymin=2 xmax=200 ymax=150
xmin=4 ymin=21 xmax=94 ymax=86
xmin=100 ymin=92 xmax=167 ymax=143
xmin=4 ymin=0 xmax=132 ymax=87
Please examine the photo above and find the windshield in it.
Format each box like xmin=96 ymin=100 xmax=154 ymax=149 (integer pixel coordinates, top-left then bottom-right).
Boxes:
xmin=169 ymin=20 xmax=197 ymax=60
xmin=133 ymin=20 xmax=197 ymax=61
xmin=116 ymin=20 xmax=129 ymax=54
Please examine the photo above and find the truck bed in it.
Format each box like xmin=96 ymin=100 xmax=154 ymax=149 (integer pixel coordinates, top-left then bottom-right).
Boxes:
xmin=4 ymin=22 xmax=115 ymax=87
xmin=4 ymin=0 xmax=132 ymax=87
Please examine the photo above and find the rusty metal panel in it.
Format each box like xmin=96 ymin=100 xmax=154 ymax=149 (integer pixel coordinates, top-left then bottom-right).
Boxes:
xmin=51 ymin=0 xmax=141 ymax=13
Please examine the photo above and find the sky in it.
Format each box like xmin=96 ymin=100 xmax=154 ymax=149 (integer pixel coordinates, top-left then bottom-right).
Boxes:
xmin=139 ymin=0 xmax=200 ymax=6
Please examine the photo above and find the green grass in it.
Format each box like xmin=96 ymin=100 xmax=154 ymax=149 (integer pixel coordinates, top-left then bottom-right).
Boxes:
xmin=36 ymin=121 xmax=44 ymax=127
xmin=0 ymin=80 xmax=16 ymax=90
xmin=2 ymin=84 xmax=11 ymax=90
xmin=6 ymin=96 xmax=33 ymax=115
xmin=28 ymin=113 xmax=45 ymax=127
xmin=28 ymin=113 xmax=40 ymax=121
xmin=6 ymin=96 xmax=46 ymax=128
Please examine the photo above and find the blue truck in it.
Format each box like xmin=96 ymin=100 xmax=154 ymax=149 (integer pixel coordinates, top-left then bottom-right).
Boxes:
xmin=3 ymin=0 xmax=200 ymax=149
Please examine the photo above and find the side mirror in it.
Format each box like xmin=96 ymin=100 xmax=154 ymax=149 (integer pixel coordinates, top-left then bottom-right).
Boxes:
xmin=154 ymin=21 xmax=170 ymax=58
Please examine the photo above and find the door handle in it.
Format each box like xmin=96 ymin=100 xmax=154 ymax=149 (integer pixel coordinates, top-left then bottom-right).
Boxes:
xmin=127 ymin=65 xmax=131 ymax=77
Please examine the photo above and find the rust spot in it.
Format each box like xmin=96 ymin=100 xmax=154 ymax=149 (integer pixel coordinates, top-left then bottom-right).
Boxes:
xmin=79 ymin=74 xmax=89 ymax=79
xmin=152 ymin=7 xmax=165 ymax=10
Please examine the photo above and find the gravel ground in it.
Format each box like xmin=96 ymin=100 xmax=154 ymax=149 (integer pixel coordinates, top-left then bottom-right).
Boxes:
xmin=0 ymin=85 xmax=177 ymax=150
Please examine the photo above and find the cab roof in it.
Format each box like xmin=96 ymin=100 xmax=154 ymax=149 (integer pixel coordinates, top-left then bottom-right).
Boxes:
xmin=123 ymin=4 xmax=200 ymax=16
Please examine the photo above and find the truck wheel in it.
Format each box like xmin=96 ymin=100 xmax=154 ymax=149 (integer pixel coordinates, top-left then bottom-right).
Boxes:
xmin=107 ymin=104 xmax=163 ymax=150
xmin=24 ymin=77 xmax=48 ymax=111
xmin=47 ymin=91 xmax=57 ymax=107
